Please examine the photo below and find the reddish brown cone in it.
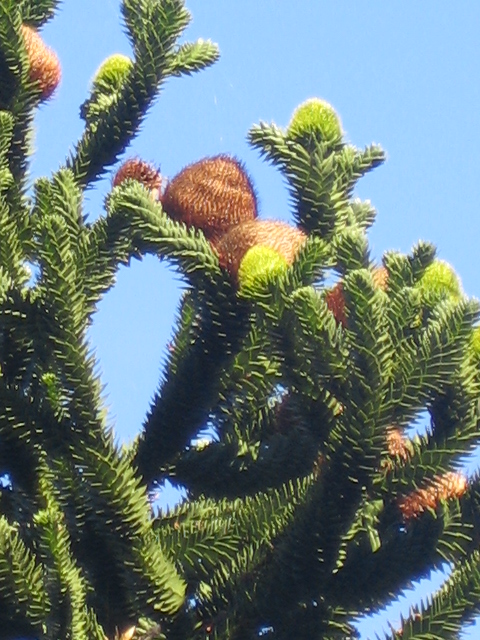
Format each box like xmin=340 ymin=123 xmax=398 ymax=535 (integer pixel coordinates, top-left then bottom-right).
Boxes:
xmin=214 ymin=219 xmax=306 ymax=279
xmin=161 ymin=155 xmax=257 ymax=241
xmin=113 ymin=158 xmax=162 ymax=198
xmin=325 ymin=282 xmax=346 ymax=326
xmin=398 ymin=471 xmax=467 ymax=521
xmin=21 ymin=24 xmax=61 ymax=100
xmin=325 ymin=267 xmax=388 ymax=327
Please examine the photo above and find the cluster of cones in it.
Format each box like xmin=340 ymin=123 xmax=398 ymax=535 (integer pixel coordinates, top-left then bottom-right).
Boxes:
xmin=114 ymin=155 xmax=307 ymax=283
xmin=112 ymin=109 xmax=470 ymax=525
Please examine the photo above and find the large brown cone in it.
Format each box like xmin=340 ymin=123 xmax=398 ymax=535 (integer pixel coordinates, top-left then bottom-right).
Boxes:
xmin=215 ymin=219 xmax=307 ymax=278
xmin=161 ymin=155 xmax=258 ymax=241
xmin=21 ymin=25 xmax=61 ymax=100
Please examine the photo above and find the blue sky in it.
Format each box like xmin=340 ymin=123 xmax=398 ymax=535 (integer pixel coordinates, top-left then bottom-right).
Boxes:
xmin=30 ymin=1 xmax=480 ymax=637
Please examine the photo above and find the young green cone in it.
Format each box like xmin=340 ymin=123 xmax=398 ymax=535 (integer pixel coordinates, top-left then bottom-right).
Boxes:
xmin=287 ymin=97 xmax=343 ymax=143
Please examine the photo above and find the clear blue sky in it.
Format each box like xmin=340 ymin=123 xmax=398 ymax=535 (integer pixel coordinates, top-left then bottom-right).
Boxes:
xmin=31 ymin=2 xmax=480 ymax=637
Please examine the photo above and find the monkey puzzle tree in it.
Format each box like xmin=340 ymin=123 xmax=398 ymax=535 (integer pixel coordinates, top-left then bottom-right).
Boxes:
xmin=1 ymin=1 xmax=480 ymax=639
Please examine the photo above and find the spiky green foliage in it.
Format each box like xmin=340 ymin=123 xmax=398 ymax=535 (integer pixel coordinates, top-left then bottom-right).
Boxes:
xmin=18 ymin=0 xmax=61 ymax=27
xmin=248 ymin=118 xmax=384 ymax=240
xmin=68 ymin=0 xmax=219 ymax=186
xmin=1 ymin=2 xmax=480 ymax=640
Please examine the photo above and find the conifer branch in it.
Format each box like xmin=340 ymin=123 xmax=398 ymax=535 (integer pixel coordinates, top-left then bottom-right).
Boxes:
xmin=106 ymin=182 xmax=221 ymax=282
xmin=248 ymin=120 xmax=385 ymax=239
xmin=18 ymin=0 xmax=61 ymax=26
xmin=34 ymin=484 xmax=94 ymax=639
xmin=134 ymin=279 xmax=250 ymax=485
xmin=0 ymin=3 xmax=38 ymax=199
xmin=167 ymin=39 xmax=220 ymax=76
xmin=390 ymin=550 xmax=480 ymax=639
xmin=0 ymin=515 xmax=48 ymax=638
xmin=159 ymin=477 xmax=313 ymax=638
xmin=68 ymin=0 xmax=215 ymax=187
